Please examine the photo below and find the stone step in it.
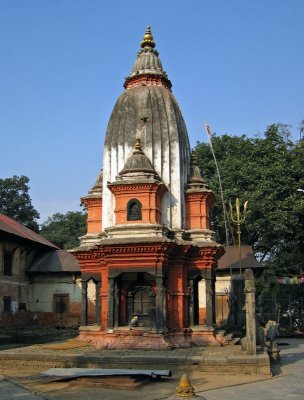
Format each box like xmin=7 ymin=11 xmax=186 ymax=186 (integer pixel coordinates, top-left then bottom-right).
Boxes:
xmin=0 ymin=347 xmax=271 ymax=376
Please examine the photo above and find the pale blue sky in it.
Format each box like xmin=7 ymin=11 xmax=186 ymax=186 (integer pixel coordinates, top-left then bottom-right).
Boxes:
xmin=1 ymin=1 xmax=303 ymax=222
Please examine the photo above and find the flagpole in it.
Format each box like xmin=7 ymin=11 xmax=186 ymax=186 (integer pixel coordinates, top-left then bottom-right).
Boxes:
xmin=204 ymin=121 xmax=229 ymax=248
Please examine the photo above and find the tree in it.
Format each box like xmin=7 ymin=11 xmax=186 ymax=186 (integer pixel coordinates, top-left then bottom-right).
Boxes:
xmin=40 ymin=211 xmax=87 ymax=249
xmin=0 ymin=175 xmax=40 ymax=232
xmin=194 ymin=124 xmax=304 ymax=270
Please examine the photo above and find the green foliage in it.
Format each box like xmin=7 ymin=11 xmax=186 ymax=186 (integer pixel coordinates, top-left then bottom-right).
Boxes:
xmin=0 ymin=175 xmax=40 ymax=232
xmin=195 ymin=124 xmax=304 ymax=273
xmin=40 ymin=211 xmax=87 ymax=249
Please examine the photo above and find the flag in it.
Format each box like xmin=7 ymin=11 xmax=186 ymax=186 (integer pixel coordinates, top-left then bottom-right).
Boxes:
xmin=204 ymin=121 xmax=212 ymax=139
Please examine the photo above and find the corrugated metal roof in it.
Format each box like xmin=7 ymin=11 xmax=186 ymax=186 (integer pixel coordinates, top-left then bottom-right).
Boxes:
xmin=28 ymin=250 xmax=79 ymax=273
xmin=218 ymin=245 xmax=262 ymax=270
xmin=0 ymin=213 xmax=58 ymax=249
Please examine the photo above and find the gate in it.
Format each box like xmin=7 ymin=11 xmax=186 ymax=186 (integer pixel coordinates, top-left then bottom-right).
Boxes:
xmin=257 ymin=284 xmax=304 ymax=331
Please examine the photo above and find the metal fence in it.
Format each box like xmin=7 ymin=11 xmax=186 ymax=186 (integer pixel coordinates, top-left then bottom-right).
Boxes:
xmin=257 ymin=285 xmax=304 ymax=330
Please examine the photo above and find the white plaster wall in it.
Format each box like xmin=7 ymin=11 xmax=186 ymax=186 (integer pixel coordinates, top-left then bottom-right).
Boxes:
xmin=28 ymin=277 xmax=82 ymax=312
xmin=102 ymin=150 xmax=113 ymax=229
xmin=215 ymin=276 xmax=231 ymax=294
xmin=87 ymin=279 xmax=96 ymax=303
xmin=198 ymin=279 xmax=206 ymax=308
xmin=102 ymin=137 xmax=188 ymax=230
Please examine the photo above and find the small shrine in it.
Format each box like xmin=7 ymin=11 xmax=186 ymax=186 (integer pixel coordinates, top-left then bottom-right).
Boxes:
xmin=72 ymin=27 xmax=223 ymax=349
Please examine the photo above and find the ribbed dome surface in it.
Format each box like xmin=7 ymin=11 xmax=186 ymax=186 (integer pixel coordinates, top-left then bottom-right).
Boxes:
xmin=105 ymin=85 xmax=189 ymax=153
xmin=102 ymin=28 xmax=191 ymax=230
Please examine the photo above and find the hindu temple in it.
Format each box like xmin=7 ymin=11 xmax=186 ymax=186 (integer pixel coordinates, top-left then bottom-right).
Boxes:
xmin=72 ymin=27 xmax=223 ymax=349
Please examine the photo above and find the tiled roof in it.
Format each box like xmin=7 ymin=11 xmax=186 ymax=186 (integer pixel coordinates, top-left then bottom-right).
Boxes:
xmin=0 ymin=213 xmax=58 ymax=249
xmin=218 ymin=245 xmax=262 ymax=270
xmin=28 ymin=250 xmax=79 ymax=273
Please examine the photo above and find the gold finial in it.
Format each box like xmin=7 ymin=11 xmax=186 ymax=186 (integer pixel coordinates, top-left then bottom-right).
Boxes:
xmin=175 ymin=374 xmax=196 ymax=397
xmin=133 ymin=138 xmax=144 ymax=154
xmin=141 ymin=25 xmax=155 ymax=48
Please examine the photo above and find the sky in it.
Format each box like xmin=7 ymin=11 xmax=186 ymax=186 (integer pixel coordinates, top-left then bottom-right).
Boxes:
xmin=1 ymin=1 xmax=303 ymax=223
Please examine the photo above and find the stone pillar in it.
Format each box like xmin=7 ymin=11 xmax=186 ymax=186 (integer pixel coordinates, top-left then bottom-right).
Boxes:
xmin=205 ymin=271 xmax=215 ymax=325
xmin=107 ymin=277 xmax=115 ymax=330
xmin=81 ymin=280 xmax=88 ymax=326
xmin=95 ymin=281 xmax=101 ymax=325
xmin=114 ymin=279 xmax=119 ymax=328
xmin=188 ymin=279 xmax=194 ymax=327
xmin=244 ymin=269 xmax=256 ymax=355
xmin=212 ymin=277 xmax=216 ymax=323
xmin=155 ymin=276 xmax=166 ymax=332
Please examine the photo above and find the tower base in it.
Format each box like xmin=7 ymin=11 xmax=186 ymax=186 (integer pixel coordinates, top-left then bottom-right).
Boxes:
xmin=78 ymin=326 xmax=220 ymax=349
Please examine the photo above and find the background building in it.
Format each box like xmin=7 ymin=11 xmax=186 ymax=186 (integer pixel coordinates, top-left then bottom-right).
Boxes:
xmin=0 ymin=213 xmax=82 ymax=326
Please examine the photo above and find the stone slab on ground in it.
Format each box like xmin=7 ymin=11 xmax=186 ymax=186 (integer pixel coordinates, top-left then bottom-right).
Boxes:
xmin=41 ymin=367 xmax=171 ymax=379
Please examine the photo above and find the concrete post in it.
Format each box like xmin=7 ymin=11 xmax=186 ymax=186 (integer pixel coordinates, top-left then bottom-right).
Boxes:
xmin=244 ymin=269 xmax=256 ymax=355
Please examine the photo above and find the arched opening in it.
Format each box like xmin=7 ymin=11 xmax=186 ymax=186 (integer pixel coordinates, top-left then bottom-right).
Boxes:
xmin=80 ymin=274 xmax=101 ymax=327
xmin=127 ymin=199 xmax=142 ymax=221
xmin=126 ymin=273 xmax=155 ymax=328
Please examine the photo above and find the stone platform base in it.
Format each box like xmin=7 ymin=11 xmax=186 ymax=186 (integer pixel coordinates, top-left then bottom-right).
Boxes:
xmin=0 ymin=344 xmax=271 ymax=377
xmin=78 ymin=326 xmax=220 ymax=349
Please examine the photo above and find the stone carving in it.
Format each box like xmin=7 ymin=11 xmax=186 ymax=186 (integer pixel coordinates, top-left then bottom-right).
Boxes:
xmin=244 ymin=269 xmax=256 ymax=355
xmin=256 ymin=321 xmax=266 ymax=351
xmin=130 ymin=315 xmax=139 ymax=327
xmin=264 ymin=320 xmax=280 ymax=361
xmin=264 ymin=320 xmax=280 ymax=349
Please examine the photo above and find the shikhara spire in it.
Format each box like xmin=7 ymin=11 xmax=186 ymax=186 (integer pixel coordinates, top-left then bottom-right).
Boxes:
xmin=125 ymin=26 xmax=171 ymax=89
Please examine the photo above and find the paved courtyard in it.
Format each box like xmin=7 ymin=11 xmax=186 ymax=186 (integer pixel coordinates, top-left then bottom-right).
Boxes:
xmin=0 ymin=338 xmax=303 ymax=400
xmin=202 ymin=338 xmax=304 ymax=400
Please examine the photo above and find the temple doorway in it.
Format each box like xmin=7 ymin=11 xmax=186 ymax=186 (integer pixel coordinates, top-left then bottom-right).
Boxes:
xmin=118 ymin=272 xmax=156 ymax=329
xmin=80 ymin=274 xmax=101 ymax=327
xmin=190 ymin=277 xmax=208 ymax=326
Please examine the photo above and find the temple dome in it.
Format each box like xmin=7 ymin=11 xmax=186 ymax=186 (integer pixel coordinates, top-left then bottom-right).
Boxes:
xmin=102 ymin=27 xmax=191 ymax=230
xmin=104 ymin=85 xmax=189 ymax=152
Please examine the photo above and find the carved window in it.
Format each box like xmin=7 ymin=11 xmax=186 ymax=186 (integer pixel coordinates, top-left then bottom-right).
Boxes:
xmin=127 ymin=199 xmax=142 ymax=221
xmin=3 ymin=250 xmax=13 ymax=276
